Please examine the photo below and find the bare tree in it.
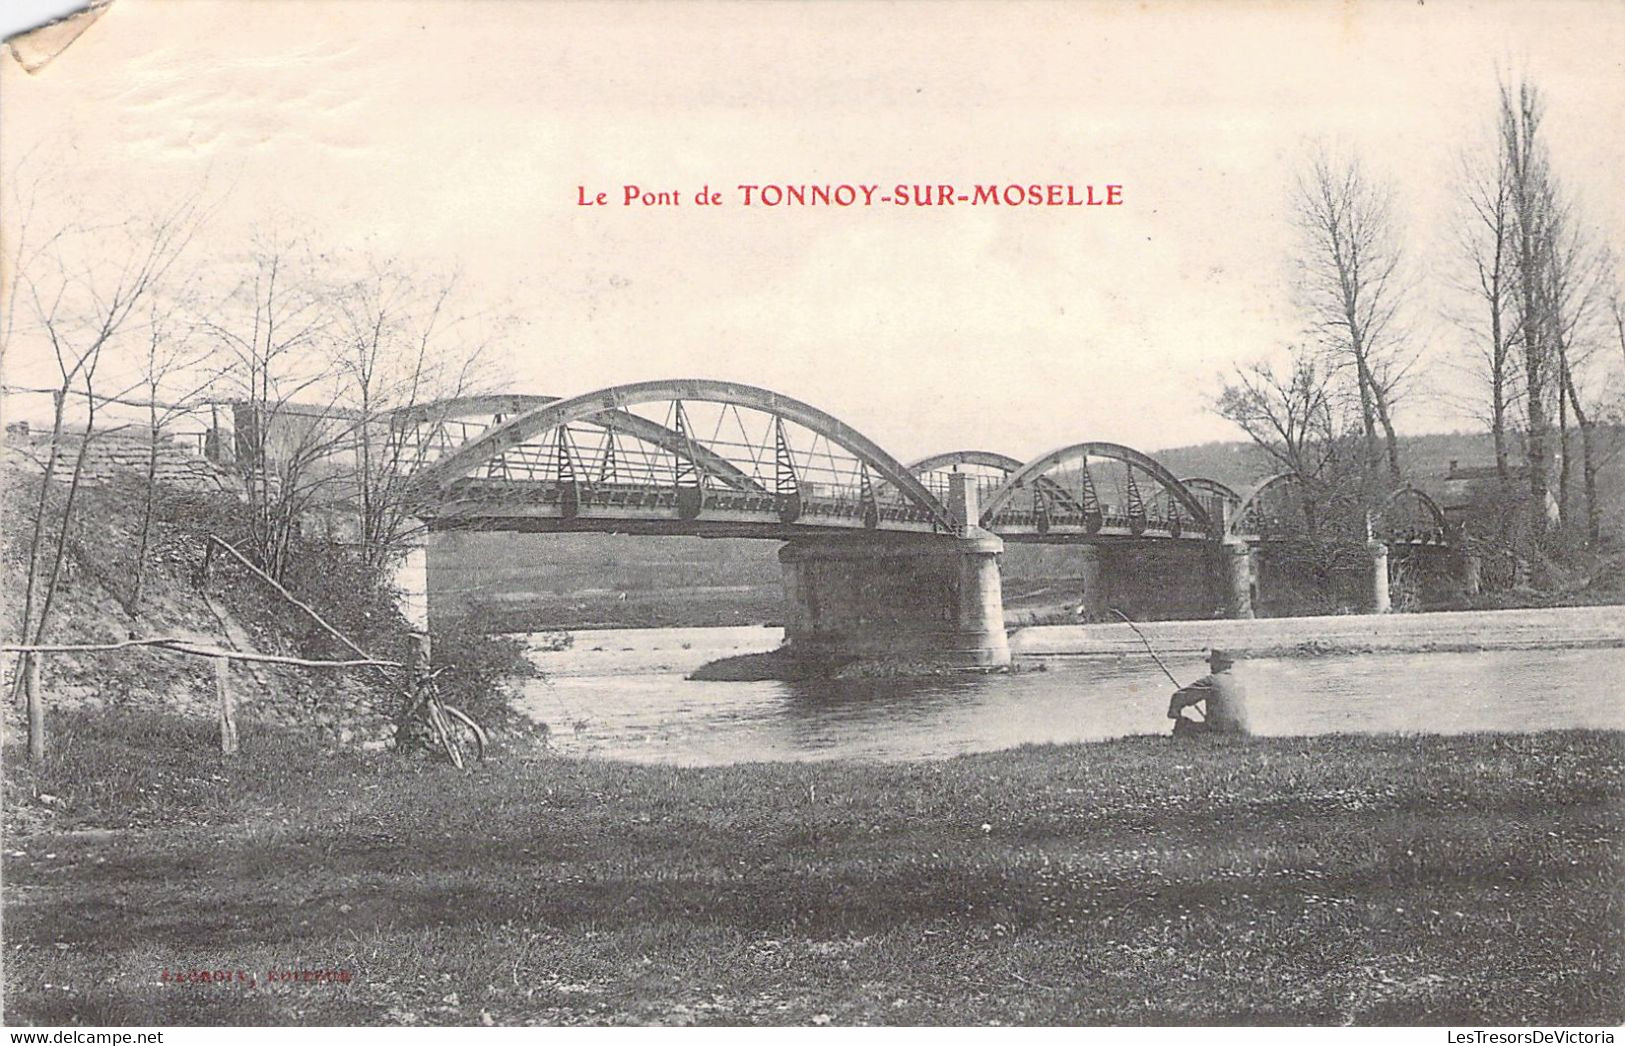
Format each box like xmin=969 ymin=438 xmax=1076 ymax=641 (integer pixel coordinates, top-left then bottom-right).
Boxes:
xmin=1498 ymin=78 xmax=1561 ymax=534
xmin=10 ymin=198 xmax=202 ymax=652
xmin=329 ymin=261 xmax=498 ymax=573
xmin=1542 ymin=203 xmax=1614 ymax=544
xmin=200 ymin=232 xmax=347 ymax=581
xmin=1292 ymin=148 xmax=1414 ymax=487
xmin=1214 ymin=346 xmax=1363 ymax=537
xmin=1490 ymin=76 xmax=1624 ymax=548
xmin=199 ymin=236 xmax=507 ymax=588
xmin=2 ymin=198 xmax=201 ymax=753
xmin=1450 ymin=134 xmax=1523 ymax=496
xmin=1614 ymin=291 xmax=1625 ymax=368
xmin=0 ymin=157 xmax=70 ymax=385
xmin=127 ymin=297 xmax=218 ymax=618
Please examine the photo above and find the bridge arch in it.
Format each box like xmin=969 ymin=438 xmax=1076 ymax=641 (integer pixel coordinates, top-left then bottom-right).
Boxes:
xmin=1228 ymin=472 xmax=1300 ymax=537
xmin=1377 ymin=484 xmax=1448 ymax=543
xmin=908 ymin=449 xmax=1084 ymax=517
xmin=409 ymin=379 xmax=954 ymax=531
xmin=907 ymin=449 xmax=1027 ymax=474
xmin=386 ymin=394 xmax=766 ymax=492
xmin=385 ymin=394 xmax=557 ymax=424
xmin=1181 ymin=477 xmax=1241 ymax=509
xmin=980 ymin=441 xmax=1212 ymax=532
xmin=1229 ymin=475 xmax=1452 ymax=544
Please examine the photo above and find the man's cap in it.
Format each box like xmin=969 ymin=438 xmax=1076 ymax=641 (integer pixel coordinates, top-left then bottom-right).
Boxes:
xmin=1208 ymin=648 xmax=1236 ymax=668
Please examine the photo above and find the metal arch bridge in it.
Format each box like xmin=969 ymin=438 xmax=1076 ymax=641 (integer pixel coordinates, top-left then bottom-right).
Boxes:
xmin=1224 ymin=473 xmax=1454 ymax=549
xmin=394 ymin=380 xmax=1450 ymax=547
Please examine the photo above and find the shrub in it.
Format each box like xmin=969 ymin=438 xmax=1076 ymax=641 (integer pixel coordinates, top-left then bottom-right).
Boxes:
xmin=429 ymin=608 xmax=544 ymax=731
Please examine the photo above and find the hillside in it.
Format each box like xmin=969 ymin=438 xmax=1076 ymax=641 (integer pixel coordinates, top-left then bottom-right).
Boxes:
xmin=1 ymin=472 xmax=400 ymax=749
xmin=1154 ymin=426 xmax=1625 ymax=514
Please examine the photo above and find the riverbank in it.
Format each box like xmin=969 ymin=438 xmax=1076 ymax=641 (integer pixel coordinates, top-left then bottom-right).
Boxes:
xmin=675 ymin=604 xmax=1625 ymax=682
xmin=1010 ymin=604 xmax=1625 ymax=659
xmin=4 ymin=710 xmax=1620 ymax=1026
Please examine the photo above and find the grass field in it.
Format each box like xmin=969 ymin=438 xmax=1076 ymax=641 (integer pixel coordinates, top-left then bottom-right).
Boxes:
xmin=3 ymin=711 xmax=1621 ymax=1026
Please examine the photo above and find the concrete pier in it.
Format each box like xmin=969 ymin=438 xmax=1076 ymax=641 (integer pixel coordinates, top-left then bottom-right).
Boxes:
xmin=778 ymin=532 xmax=1010 ymax=668
xmin=1368 ymin=540 xmax=1391 ymax=614
xmin=1077 ymin=545 xmax=1106 ymax=622
xmin=1220 ymin=539 xmax=1255 ymax=620
xmin=777 ymin=473 xmax=1011 ymax=669
xmin=392 ymin=531 xmax=432 ymax=637
xmin=1461 ymin=553 xmax=1482 ymax=597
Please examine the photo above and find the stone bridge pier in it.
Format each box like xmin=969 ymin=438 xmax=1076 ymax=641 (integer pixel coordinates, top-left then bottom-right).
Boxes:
xmin=778 ymin=475 xmax=1011 ymax=669
xmin=1063 ymin=538 xmax=1256 ymax=623
xmin=391 ymin=529 xmax=433 ymax=644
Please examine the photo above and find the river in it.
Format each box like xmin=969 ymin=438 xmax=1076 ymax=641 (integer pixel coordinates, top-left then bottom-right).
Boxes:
xmin=516 ymin=625 xmax=1625 ymax=766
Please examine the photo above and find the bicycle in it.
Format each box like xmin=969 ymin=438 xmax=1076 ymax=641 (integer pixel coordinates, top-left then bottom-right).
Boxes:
xmin=399 ymin=665 xmax=489 ymax=769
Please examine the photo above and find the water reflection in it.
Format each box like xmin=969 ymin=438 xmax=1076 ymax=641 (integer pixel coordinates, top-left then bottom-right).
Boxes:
xmin=518 ymin=628 xmax=1625 ymax=766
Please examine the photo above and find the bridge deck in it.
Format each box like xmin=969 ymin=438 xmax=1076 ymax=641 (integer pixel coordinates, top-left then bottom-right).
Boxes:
xmin=987 ymin=509 xmax=1213 ymax=541
xmin=434 ymin=482 xmax=1453 ymax=546
xmin=434 ymin=480 xmax=945 ymax=537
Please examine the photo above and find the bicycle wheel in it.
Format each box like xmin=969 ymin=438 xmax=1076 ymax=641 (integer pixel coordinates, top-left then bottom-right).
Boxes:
xmin=441 ymin=705 xmax=488 ymax=764
xmin=424 ymin=700 xmax=466 ymax=770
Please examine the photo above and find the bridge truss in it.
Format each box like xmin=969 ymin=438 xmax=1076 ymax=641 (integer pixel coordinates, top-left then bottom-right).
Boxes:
xmin=405 ymin=381 xmax=955 ymax=538
xmin=975 ymin=442 xmax=1224 ymax=541
xmin=1227 ymin=473 xmax=1453 ymax=546
xmin=374 ymin=381 xmax=1451 ymax=550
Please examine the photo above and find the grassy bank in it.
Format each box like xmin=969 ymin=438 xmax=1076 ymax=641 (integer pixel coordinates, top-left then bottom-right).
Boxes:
xmin=3 ymin=711 xmax=1622 ymax=1026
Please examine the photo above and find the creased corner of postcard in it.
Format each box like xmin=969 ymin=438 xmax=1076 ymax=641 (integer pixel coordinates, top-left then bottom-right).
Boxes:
xmin=6 ymin=0 xmax=114 ymax=75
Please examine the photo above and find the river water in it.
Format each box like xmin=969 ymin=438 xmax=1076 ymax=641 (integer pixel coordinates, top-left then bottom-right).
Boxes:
xmin=516 ymin=625 xmax=1625 ymax=766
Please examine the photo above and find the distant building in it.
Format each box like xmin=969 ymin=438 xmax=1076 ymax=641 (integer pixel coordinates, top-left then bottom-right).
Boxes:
xmin=3 ymin=425 xmax=237 ymax=495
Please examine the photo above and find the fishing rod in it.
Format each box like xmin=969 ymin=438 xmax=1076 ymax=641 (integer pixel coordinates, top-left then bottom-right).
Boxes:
xmin=1109 ymin=608 xmax=1184 ymax=689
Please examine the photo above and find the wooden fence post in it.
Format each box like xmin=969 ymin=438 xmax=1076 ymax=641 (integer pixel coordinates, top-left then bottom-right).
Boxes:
xmin=26 ymin=653 xmax=44 ymax=763
xmin=215 ymin=656 xmax=238 ymax=756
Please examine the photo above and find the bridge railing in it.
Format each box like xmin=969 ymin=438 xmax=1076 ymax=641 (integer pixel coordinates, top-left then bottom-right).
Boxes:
xmin=984 ymin=505 xmax=1202 ymax=538
xmin=439 ymin=477 xmax=945 ymax=529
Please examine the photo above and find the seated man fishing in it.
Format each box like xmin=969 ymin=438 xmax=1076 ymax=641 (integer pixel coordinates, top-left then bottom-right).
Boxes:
xmin=1167 ymin=648 xmax=1250 ymax=736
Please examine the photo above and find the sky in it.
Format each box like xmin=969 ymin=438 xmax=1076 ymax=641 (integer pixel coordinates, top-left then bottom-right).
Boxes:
xmin=3 ymin=0 xmax=1624 ymax=465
